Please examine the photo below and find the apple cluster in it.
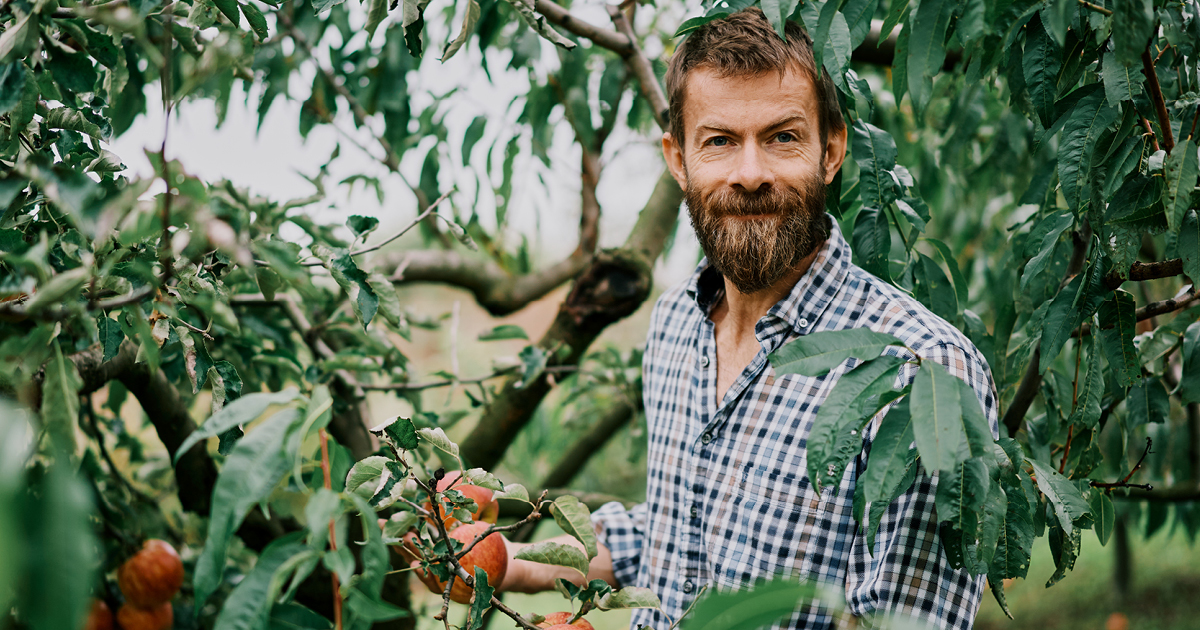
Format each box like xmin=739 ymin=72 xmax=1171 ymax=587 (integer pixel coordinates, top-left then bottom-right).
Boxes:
xmin=86 ymin=539 xmax=183 ymax=630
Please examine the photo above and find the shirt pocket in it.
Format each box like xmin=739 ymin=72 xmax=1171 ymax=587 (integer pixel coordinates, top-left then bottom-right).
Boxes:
xmin=708 ymin=461 xmax=825 ymax=588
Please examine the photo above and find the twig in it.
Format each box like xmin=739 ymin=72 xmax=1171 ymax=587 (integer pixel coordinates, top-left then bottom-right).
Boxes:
xmin=298 ymin=190 xmax=454 ymax=267
xmin=607 ymin=4 xmax=669 ymax=132
xmin=454 ymin=491 xmax=549 ymax=560
xmin=1142 ymin=48 xmax=1175 ymax=154
xmin=1076 ymin=287 xmax=1200 ymax=337
xmin=1092 ymin=438 xmax=1154 ymax=490
xmin=1076 ymin=0 xmax=1112 ymax=15
xmin=319 ymin=429 xmax=344 ymax=630
xmin=176 ymin=317 xmax=214 ymax=340
xmin=1140 ymin=116 xmax=1161 ymax=153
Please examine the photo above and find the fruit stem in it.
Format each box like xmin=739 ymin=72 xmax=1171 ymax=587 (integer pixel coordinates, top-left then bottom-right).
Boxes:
xmin=319 ymin=428 xmax=344 ymax=630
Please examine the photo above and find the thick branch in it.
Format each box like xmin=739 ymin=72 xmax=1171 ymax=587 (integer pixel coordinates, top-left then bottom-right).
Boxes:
xmin=533 ymin=0 xmax=633 ymax=55
xmin=1104 ymin=258 xmax=1184 ymax=289
xmin=1077 ymin=288 xmax=1200 ymax=337
xmin=385 ymin=250 xmax=590 ymax=317
xmin=1142 ymin=49 xmax=1175 ymax=154
xmin=578 ymin=148 xmax=602 ymax=256
xmin=607 ymin=5 xmax=669 ymax=131
xmin=539 ymin=402 xmax=637 ymax=490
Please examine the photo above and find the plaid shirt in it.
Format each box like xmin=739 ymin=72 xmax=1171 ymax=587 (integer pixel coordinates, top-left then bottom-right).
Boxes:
xmin=592 ymin=216 xmax=999 ymax=630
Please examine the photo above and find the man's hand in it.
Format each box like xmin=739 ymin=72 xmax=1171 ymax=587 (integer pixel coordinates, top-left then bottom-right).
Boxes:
xmin=498 ymin=534 xmax=618 ymax=593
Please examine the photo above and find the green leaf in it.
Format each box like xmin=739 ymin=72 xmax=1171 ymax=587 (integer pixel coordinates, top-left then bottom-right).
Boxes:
xmin=858 ymin=397 xmax=915 ymax=508
xmin=513 ymin=541 xmax=590 ymax=577
xmin=1125 ymin=377 xmax=1170 ymax=432
xmin=371 ymin=416 xmax=420 ymax=451
xmin=1090 ymin=490 xmax=1115 ymax=546
xmin=516 ymin=344 xmax=548 ymax=388
xmin=478 ymin=324 xmax=528 ymax=341
xmin=1067 ymin=334 xmax=1103 ymax=429
xmin=925 ymin=238 xmax=968 ymax=306
xmin=465 ymin=566 xmax=496 ymax=629
xmin=805 ymin=356 xmax=905 ymax=491
xmin=0 ymin=62 xmax=26 ymax=115
xmin=1112 ymin=0 xmax=1154 ymax=66
xmin=852 ymin=204 xmax=891 ymax=279
xmin=347 ymin=215 xmax=380 ymax=239
xmin=675 ymin=13 xmax=729 ymax=37
xmin=1182 ymin=322 xmax=1200 ymax=405
xmin=1057 ymin=89 xmax=1120 ymax=211
xmin=500 ymin=0 xmax=576 ymax=50
xmin=269 ymin=604 xmax=333 ymax=630
xmin=461 ymin=116 xmax=487 ymax=165
xmin=1101 ymin=51 xmax=1144 ymax=106
xmin=417 ymin=427 xmax=460 ymax=458
xmin=550 ymin=496 xmax=598 ymax=560
xmin=194 ymin=408 xmax=305 ymax=609
xmin=241 ymin=2 xmax=269 ymax=39
xmin=1038 ymin=274 xmax=1084 ymax=373
xmin=365 ymin=0 xmax=389 ymax=38
xmin=1046 ymin=524 xmax=1081 ymax=587
xmin=213 ymin=534 xmax=308 ymax=630
xmin=935 ymin=457 xmax=989 ymax=533
xmin=463 ymin=468 xmax=503 ymax=492
xmin=0 ymin=13 xmax=39 ymax=64
xmin=909 ymin=361 xmax=994 ymax=473
xmin=1098 ymin=290 xmax=1140 ymax=389
xmin=175 ymin=389 xmax=303 ymax=464
xmin=42 ymin=344 xmax=83 ymax=452
xmin=441 ymin=0 xmax=480 ymax=62
xmin=1178 ymin=210 xmax=1200 ymax=286
xmin=211 ymin=0 xmax=241 ymax=26
xmin=851 ymin=119 xmax=899 ymax=211
xmin=97 ymin=313 xmax=125 ymax=363
xmin=1027 ymin=458 xmax=1091 ymax=536
xmin=768 ymin=328 xmax=906 ymax=378
xmin=313 ymin=245 xmax=379 ymax=329
xmin=1023 ymin=17 xmax=1062 ymax=128
xmin=913 ymin=253 xmax=958 ymax=323
xmin=761 ymin=0 xmax=800 ymax=39
xmin=990 ymin=470 xmax=1034 ymax=580
xmin=680 ymin=579 xmax=824 ymax=630
xmin=494 ymin=483 xmax=530 ymax=502
xmin=905 ymin=0 xmax=953 ymax=116
xmin=179 ymin=327 xmax=215 ymax=394
xmin=597 ymin=586 xmax=662 ymax=610
xmin=1022 ymin=212 xmax=1073 ymax=294
xmin=24 ymin=267 xmax=89 ymax=313
xmin=988 ymin=577 xmax=1013 ymax=620
xmin=808 ymin=0 xmax=841 ymax=74
xmin=1164 ymin=136 xmax=1199 ymax=232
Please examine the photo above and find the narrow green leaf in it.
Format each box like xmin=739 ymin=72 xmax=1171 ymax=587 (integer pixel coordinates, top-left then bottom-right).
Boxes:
xmin=910 ymin=361 xmax=974 ymax=472
xmin=1027 ymin=458 xmax=1091 ymax=536
xmin=851 ymin=119 xmax=899 ymax=211
xmin=674 ymin=13 xmax=728 ymax=38
xmin=1125 ymin=377 xmax=1170 ymax=432
xmin=1057 ymin=90 xmax=1120 ymax=211
xmin=461 ymin=116 xmax=487 ymax=165
xmin=988 ymin=576 xmax=1013 ymax=620
xmin=596 ymin=586 xmax=661 ymax=610
xmin=1101 ymin=51 xmax=1144 ymax=106
xmin=213 ymin=534 xmax=308 ymax=630
xmin=466 ymin=566 xmax=495 ymax=629
xmin=806 ymin=356 xmax=905 ymax=491
xmin=682 ymin=579 xmax=824 ymax=630
xmin=1181 ymin=322 xmax=1200 ymax=405
xmin=1178 ymin=210 xmax=1200 ymax=286
xmin=1039 ymin=274 xmax=1084 ymax=373
xmin=852 ymin=204 xmax=892 ymax=280
xmin=241 ymin=2 xmax=269 ymax=39
xmin=768 ymin=327 xmax=906 ymax=378
xmin=175 ymin=388 xmax=303 ymax=463
xmin=514 ymin=541 xmax=590 ymax=577
xmin=1023 ymin=17 xmax=1062 ymax=128
xmin=1164 ymin=136 xmax=1199 ymax=232
xmin=500 ymin=0 xmax=575 ymax=50
xmin=906 ymin=0 xmax=953 ymax=116
xmin=913 ymin=253 xmax=958 ymax=323
xmin=989 ymin=470 xmax=1034 ymax=580
xmin=1111 ymin=0 xmax=1154 ymax=66
xmin=1090 ymin=490 xmax=1115 ymax=546
xmin=1098 ymin=290 xmax=1140 ymax=389
xmin=42 ymin=344 xmax=83 ymax=452
xmin=1067 ymin=333 xmax=1103 ymax=428
xmin=365 ymin=0 xmax=389 ymax=38
xmin=550 ymin=496 xmax=598 ymax=560
xmin=478 ymin=324 xmax=528 ymax=341
xmin=858 ymin=397 xmax=915 ymax=507
xmin=441 ymin=0 xmax=480 ymax=62
xmin=211 ymin=0 xmax=241 ymax=26
xmin=925 ymin=238 xmax=968 ymax=306
xmin=761 ymin=0 xmax=800 ymax=39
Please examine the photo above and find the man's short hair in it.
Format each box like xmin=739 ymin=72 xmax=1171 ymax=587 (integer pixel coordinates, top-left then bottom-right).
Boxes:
xmin=665 ymin=8 xmax=845 ymax=149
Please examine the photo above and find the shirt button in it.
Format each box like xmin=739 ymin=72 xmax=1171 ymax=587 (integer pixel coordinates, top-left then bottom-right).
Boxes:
xmin=682 ymin=580 xmax=695 ymax=594
xmin=690 ymin=504 xmax=699 ymax=519
xmin=701 ymin=432 xmax=712 ymax=445
xmin=699 ymin=354 xmax=710 ymax=367
xmin=798 ymin=318 xmax=810 ymax=328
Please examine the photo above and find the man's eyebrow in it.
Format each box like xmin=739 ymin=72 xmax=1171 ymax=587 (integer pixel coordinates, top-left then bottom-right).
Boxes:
xmin=763 ymin=114 xmax=807 ymax=130
xmin=694 ymin=115 xmax=808 ymax=138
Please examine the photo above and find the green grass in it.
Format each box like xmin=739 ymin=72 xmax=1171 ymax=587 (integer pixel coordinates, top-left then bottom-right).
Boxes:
xmin=976 ymin=525 xmax=1200 ymax=630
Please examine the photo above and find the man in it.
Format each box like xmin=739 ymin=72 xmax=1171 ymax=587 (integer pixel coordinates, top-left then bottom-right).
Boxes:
xmin=499 ymin=9 xmax=998 ymax=629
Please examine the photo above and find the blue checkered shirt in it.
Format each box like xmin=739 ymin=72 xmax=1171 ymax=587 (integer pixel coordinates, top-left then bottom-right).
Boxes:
xmin=592 ymin=217 xmax=999 ymax=630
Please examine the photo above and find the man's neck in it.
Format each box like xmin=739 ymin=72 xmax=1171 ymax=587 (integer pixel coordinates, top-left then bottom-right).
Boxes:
xmin=713 ymin=244 xmax=824 ymax=334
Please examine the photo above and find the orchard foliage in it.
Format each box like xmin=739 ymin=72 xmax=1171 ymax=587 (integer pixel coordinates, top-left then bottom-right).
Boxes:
xmin=1 ymin=0 xmax=1200 ymax=626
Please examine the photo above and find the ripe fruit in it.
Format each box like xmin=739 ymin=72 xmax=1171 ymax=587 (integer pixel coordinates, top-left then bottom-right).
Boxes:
xmin=116 ymin=603 xmax=173 ymax=630
xmin=117 ymin=540 xmax=184 ymax=608
xmin=424 ymin=471 xmax=499 ymax=529
xmin=1106 ymin=612 xmax=1129 ymax=630
xmin=398 ymin=521 xmax=507 ymax=604
xmin=537 ymin=612 xmax=595 ymax=629
xmin=84 ymin=599 xmax=113 ymax=630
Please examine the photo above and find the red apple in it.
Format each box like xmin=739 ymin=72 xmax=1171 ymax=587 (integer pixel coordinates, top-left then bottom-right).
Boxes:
xmin=397 ymin=521 xmax=507 ymax=604
xmin=423 ymin=471 xmax=499 ymax=529
xmin=117 ymin=540 xmax=184 ymax=608
xmin=116 ymin=602 xmax=172 ymax=630
xmin=537 ymin=612 xmax=595 ymax=629
xmin=83 ymin=599 xmax=113 ymax=630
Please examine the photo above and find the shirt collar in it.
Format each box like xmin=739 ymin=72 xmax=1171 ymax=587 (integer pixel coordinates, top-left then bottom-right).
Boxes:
xmin=685 ymin=214 xmax=852 ymax=339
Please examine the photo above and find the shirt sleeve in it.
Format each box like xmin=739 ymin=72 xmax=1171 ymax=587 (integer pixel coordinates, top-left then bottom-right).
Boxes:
xmin=843 ymin=342 xmax=999 ymax=630
xmin=591 ymin=501 xmax=647 ymax=588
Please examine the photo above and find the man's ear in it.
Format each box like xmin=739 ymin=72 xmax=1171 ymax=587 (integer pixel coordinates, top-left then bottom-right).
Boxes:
xmin=662 ymin=132 xmax=687 ymax=190
xmin=822 ymin=124 xmax=848 ymax=185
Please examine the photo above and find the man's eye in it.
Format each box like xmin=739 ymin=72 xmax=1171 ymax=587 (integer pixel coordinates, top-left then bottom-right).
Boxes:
xmin=774 ymin=132 xmax=795 ymax=143
xmin=708 ymin=137 xmax=729 ymax=147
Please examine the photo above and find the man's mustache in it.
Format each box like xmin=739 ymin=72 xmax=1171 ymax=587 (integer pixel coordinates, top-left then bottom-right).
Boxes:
xmin=700 ymin=187 xmax=805 ymax=217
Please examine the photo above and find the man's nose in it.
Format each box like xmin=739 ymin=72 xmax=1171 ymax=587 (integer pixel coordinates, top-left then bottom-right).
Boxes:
xmin=729 ymin=144 xmax=773 ymax=192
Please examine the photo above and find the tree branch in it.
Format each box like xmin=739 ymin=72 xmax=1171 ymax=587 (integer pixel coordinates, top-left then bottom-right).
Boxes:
xmin=1104 ymin=258 xmax=1184 ymax=289
xmin=532 ymin=0 xmax=633 ymax=56
xmin=607 ymin=5 xmax=669 ymax=132
xmin=539 ymin=401 xmax=638 ymax=490
xmin=1077 ymin=287 xmax=1200 ymax=337
xmin=1112 ymin=484 xmax=1200 ymax=502
xmin=1142 ymin=48 xmax=1175 ymax=154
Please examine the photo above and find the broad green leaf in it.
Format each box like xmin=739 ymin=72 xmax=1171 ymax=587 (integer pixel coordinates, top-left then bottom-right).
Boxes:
xmin=851 ymin=120 xmax=898 ymax=211
xmin=1107 ymin=174 xmax=1163 ymax=222
xmin=913 ymin=253 xmax=958 ymax=323
xmin=1182 ymin=322 xmax=1200 ymax=405
xmin=175 ymin=388 xmax=303 ymax=463
xmin=367 ymin=273 xmax=402 ymax=328
xmin=242 ymin=2 xmax=269 ymax=39
xmin=1027 ymin=459 xmax=1091 ymax=536
xmin=268 ymin=604 xmax=333 ymax=630
xmin=365 ymin=0 xmax=389 ymax=38
xmin=550 ymin=495 xmax=598 ymax=560
xmin=681 ymin=579 xmax=827 ymax=630
xmin=1112 ymin=0 xmax=1154 ymax=66
xmin=1021 ymin=211 xmax=1072 ymax=291
xmin=1022 ymin=17 xmax=1061 ymax=128
xmin=347 ymin=215 xmax=380 ymax=239
xmin=313 ymin=245 xmax=379 ymax=329
xmin=466 ymin=566 xmax=495 ymax=629
xmin=371 ymin=416 xmax=420 ymax=451
xmin=1125 ymin=377 xmax=1170 ymax=432
xmin=43 ymin=107 xmax=102 ymax=139
xmin=441 ymin=0 xmax=480 ymax=62
xmin=478 ymin=324 xmax=528 ymax=341
xmin=596 ymin=586 xmax=662 ymax=610
xmin=494 ymin=483 xmax=530 ymax=502
xmin=343 ymin=588 xmax=410 ymax=623
xmin=1057 ymin=90 xmax=1120 ymax=211
xmin=909 ymin=361 xmax=993 ymax=473
xmin=0 ymin=14 xmax=38 ymax=65
xmin=417 ymin=426 xmax=460 ymax=458
xmin=345 ymin=457 xmax=394 ymax=500
xmin=1164 ymin=136 xmax=1199 ymax=232
xmin=194 ymin=408 xmax=304 ymax=609
xmin=213 ymin=534 xmax=308 ymax=630
xmin=1089 ymin=490 xmax=1115 ymax=546
xmin=42 ymin=344 xmax=83 ymax=452
xmin=761 ymin=0 xmax=800 ymax=39
xmin=514 ymin=541 xmax=590 ymax=577
xmin=23 ymin=267 xmax=89 ymax=313
xmin=1101 ymin=51 xmax=1144 ymax=106
xmin=463 ymin=468 xmax=503 ymax=492
xmin=895 ymin=197 xmax=929 ymax=233
xmin=21 ymin=455 xmax=96 ymax=630
xmin=1038 ymin=274 xmax=1083 ymax=373
xmin=211 ymin=0 xmax=241 ymax=26
xmin=905 ymin=0 xmax=953 ymax=116
xmin=1098 ymin=290 xmax=1140 ymax=388
xmin=768 ymin=327 xmax=905 ymax=378
xmin=804 ymin=355 xmax=905 ymax=490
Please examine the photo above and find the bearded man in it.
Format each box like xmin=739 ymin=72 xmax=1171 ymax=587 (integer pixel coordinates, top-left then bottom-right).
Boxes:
xmin=498 ymin=9 xmax=999 ymax=630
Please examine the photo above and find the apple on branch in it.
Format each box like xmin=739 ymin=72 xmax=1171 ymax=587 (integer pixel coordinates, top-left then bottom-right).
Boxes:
xmin=424 ymin=470 xmax=499 ymax=529
xmin=396 ymin=521 xmax=508 ymax=604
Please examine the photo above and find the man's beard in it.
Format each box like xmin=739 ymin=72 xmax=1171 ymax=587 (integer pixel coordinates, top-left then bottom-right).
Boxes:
xmin=685 ymin=169 xmax=830 ymax=295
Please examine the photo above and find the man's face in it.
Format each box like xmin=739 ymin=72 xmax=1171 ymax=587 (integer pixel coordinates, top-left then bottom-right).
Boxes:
xmin=662 ymin=65 xmax=847 ymax=295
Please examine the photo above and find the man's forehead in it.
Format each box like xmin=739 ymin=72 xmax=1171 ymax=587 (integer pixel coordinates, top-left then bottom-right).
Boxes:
xmin=682 ymin=65 xmax=819 ymax=131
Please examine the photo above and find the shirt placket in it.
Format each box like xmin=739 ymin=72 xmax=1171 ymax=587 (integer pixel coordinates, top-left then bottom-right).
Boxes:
xmin=676 ymin=315 xmax=719 ymax=605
